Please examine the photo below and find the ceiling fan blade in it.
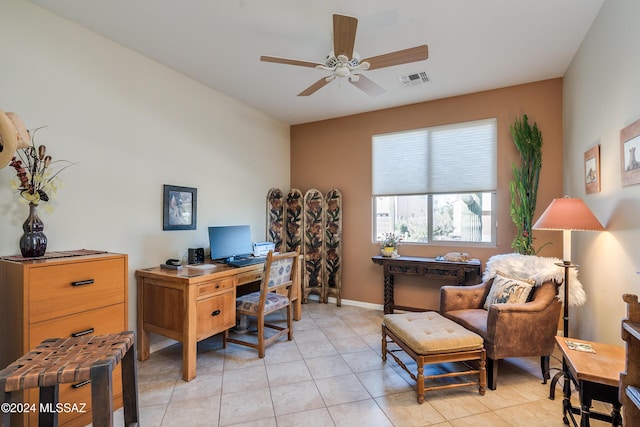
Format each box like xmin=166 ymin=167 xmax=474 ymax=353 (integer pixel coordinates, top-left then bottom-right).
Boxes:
xmin=333 ymin=14 xmax=358 ymax=59
xmin=349 ymin=74 xmax=386 ymax=97
xmin=298 ymin=77 xmax=333 ymax=96
xmin=260 ymin=55 xmax=322 ymax=68
xmin=362 ymin=45 xmax=429 ymax=70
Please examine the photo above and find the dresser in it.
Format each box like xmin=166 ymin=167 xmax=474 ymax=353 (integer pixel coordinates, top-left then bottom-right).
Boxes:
xmin=0 ymin=252 xmax=128 ymax=427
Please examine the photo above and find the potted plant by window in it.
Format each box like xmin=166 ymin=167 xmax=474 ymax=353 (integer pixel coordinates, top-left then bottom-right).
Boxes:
xmin=379 ymin=233 xmax=401 ymax=257
xmin=509 ymin=114 xmax=543 ymax=255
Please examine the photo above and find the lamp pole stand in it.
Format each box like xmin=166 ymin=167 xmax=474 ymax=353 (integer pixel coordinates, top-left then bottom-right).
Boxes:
xmin=561 ymin=260 xmax=573 ymax=338
xmin=549 ymin=260 xmax=579 ymax=427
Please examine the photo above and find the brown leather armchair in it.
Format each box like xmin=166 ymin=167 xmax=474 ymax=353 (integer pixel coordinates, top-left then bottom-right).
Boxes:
xmin=440 ymin=278 xmax=561 ymax=390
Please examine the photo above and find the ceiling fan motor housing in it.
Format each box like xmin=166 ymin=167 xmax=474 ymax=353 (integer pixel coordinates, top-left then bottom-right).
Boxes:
xmin=325 ymin=52 xmax=360 ymax=68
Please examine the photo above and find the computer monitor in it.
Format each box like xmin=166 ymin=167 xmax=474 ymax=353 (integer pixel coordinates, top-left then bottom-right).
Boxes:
xmin=208 ymin=225 xmax=254 ymax=261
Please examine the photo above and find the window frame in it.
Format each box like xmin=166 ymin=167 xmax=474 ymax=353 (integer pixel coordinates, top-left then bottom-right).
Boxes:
xmin=372 ymin=192 xmax=497 ymax=247
xmin=371 ymin=118 xmax=498 ymax=247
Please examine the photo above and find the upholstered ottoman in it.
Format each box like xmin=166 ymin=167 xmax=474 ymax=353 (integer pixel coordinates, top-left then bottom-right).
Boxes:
xmin=382 ymin=311 xmax=486 ymax=403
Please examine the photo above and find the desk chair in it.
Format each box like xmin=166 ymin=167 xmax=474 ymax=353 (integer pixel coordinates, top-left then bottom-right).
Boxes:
xmin=224 ymin=249 xmax=299 ymax=358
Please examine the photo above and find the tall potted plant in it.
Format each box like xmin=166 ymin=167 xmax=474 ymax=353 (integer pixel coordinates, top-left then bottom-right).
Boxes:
xmin=509 ymin=114 xmax=543 ymax=255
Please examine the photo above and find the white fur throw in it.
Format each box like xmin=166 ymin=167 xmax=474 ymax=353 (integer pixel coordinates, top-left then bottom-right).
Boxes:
xmin=482 ymin=253 xmax=586 ymax=306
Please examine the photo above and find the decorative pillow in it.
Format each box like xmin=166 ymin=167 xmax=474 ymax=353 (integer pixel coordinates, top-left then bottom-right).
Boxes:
xmin=483 ymin=271 xmax=535 ymax=310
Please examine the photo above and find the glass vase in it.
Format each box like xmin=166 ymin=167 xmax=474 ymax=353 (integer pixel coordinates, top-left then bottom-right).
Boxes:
xmin=19 ymin=203 xmax=47 ymax=257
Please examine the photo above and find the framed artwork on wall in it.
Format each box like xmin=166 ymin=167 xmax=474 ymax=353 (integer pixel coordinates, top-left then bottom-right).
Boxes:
xmin=621 ymin=117 xmax=640 ymax=186
xmin=163 ymin=184 xmax=197 ymax=230
xmin=584 ymin=145 xmax=601 ymax=194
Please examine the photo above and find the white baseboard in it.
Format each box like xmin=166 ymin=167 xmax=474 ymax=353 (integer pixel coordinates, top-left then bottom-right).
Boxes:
xmin=307 ymin=294 xmax=384 ymax=311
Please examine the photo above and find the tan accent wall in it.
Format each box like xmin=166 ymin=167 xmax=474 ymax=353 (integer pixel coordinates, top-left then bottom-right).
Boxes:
xmin=291 ymin=79 xmax=564 ymax=309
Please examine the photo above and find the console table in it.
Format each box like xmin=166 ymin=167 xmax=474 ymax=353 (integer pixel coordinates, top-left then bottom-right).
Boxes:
xmin=371 ymin=255 xmax=481 ymax=314
xmin=136 ymin=257 xmax=301 ymax=381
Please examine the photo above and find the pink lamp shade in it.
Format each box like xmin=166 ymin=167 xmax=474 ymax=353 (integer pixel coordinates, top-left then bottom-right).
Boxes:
xmin=533 ymin=197 xmax=604 ymax=231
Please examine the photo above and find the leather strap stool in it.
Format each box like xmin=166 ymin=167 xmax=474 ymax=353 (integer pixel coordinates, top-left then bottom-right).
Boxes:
xmin=0 ymin=331 xmax=139 ymax=427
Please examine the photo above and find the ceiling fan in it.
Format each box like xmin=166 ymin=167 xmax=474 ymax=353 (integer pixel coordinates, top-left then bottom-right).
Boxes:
xmin=260 ymin=14 xmax=428 ymax=97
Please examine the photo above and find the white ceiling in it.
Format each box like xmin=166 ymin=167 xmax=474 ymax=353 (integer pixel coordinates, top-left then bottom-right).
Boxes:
xmin=28 ymin=0 xmax=605 ymax=125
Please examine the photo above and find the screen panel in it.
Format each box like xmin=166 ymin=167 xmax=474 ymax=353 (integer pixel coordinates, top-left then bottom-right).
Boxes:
xmin=208 ymin=225 xmax=253 ymax=260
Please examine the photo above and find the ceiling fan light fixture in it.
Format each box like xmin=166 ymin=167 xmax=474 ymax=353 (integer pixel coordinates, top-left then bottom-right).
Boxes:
xmin=335 ymin=65 xmax=351 ymax=78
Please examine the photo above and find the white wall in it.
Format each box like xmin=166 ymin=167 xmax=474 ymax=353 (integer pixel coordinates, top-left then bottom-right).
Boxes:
xmin=563 ymin=0 xmax=640 ymax=343
xmin=0 ymin=0 xmax=290 ymax=334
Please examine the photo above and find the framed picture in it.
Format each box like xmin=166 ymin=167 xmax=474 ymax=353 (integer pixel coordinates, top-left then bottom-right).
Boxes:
xmin=621 ymin=117 xmax=640 ymax=186
xmin=584 ymin=145 xmax=600 ymax=194
xmin=163 ymin=185 xmax=197 ymax=230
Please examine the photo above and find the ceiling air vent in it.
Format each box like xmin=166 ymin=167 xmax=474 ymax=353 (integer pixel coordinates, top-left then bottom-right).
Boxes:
xmin=399 ymin=72 xmax=430 ymax=87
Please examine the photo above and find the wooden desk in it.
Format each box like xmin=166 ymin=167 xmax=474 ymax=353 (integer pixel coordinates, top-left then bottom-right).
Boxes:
xmin=135 ymin=258 xmax=301 ymax=381
xmin=555 ymin=336 xmax=624 ymax=427
xmin=371 ymin=255 xmax=482 ymax=314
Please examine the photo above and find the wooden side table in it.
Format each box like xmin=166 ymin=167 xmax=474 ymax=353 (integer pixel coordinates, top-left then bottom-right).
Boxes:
xmin=554 ymin=336 xmax=624 ymax=427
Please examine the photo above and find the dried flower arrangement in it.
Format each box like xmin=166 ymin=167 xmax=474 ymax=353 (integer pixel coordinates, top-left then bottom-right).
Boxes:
xmin=9 ymin=127 xmax=74 ymax=210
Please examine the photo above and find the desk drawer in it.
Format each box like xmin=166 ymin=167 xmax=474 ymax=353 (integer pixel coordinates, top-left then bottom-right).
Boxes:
xmin=236 ymin=270 xmax=262 ymax=286
xmin=29 ymin=258 xmax=126 ymax=323
xmin=197 ymin=277 xmax=235 ymax=298
xmin=196 ymin=290 xmax=235 ymax=340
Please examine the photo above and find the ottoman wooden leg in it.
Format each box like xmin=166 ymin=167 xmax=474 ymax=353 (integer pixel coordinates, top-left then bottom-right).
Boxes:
xmin=1 ymin=391 xmax=10 ymax=427
xmin=38 ymin=385 xmax=59 ymax=427
xmin=121 ymin=344 xmax=140 ymax=426
xmin=381 ymin=326 xmax=388 ymax=362
xmin=479 ymin=351 xmax=487 ymax=395
xmin=90 ymin=363 xmax=113 ymax=427
xmin=417 ymin=359 xmax=425 ymax=404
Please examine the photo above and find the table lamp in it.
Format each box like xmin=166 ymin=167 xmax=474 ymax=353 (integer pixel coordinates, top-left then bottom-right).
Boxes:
xmin=532 ymin=196 xmax=604 ymax=337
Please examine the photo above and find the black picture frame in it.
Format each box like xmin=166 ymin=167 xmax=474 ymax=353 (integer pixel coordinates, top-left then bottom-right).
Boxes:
xmin=163 ymin=185 xmax=197 ymax=230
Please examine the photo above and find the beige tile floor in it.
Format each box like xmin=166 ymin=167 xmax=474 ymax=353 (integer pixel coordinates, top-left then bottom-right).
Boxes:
xmin=115 ymin=303 xmax=617 ymax=426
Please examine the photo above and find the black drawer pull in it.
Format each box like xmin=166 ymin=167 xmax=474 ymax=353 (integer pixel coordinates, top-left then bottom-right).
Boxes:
xmin=71 ymin=279 xmax=95 ymax=287
xmin=211 ymin=310 xmax=221 ymax=317
xmin=72 ymin=380 xmax=91 ymax=389
xmin=71 ymin=328 xmax=95 ymax=337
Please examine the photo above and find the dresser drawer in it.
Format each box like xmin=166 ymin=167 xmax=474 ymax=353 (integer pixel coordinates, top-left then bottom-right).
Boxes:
xmin=27 ymin=363 xmax=123 ymax=426
xmin=27 ymin=303 xmax=126 ymax=426
xmin=29 ymin=258 xmax=126 ymax=323
xmin=196 ymin=290 xmax=235 ymax=340
xmin=29 ymin=303 xmax=126 ymax=349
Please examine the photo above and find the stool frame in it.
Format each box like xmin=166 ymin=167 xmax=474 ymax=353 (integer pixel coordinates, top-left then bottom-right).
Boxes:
xmin=0 ymin=331 xmax=139 ymax=427
xmin=382 ymin=323 xmax=487 ymax=403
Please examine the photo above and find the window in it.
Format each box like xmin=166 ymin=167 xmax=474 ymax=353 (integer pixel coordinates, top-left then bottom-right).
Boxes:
xmin=372 ymin=119 xmax=497 ymax=245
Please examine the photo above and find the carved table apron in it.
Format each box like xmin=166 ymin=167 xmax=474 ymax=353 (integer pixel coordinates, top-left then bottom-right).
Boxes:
xmin=371 ymin=255 xmax=482 ymax=314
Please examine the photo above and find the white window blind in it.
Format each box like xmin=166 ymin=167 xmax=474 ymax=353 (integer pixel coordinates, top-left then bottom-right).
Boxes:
xmin=372 ymin=118 xmax=497 ymax=196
